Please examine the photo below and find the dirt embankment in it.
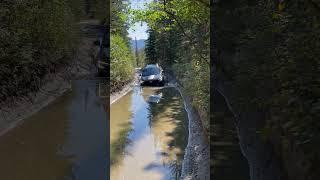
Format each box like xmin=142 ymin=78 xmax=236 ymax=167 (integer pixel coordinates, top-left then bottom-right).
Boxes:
xmin=110 ymin=79 xmax=136 ymax=105
xmin=165 ymin=72 xmax=210 ymax=180
xmin=110 ymin=69 xmax=140 ymax=105
xmin=179 ymin=92 xmax=210 ymax=180
xmin=0 ymin=20 xmax=103 ymax=136
xmin=215 ymin=81 xmax=282 ymax=180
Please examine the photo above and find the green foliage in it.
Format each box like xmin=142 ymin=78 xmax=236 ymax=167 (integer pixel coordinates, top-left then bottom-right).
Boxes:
xmin=110 ymin=34 xmax=134 ymax=88
xmin=214 ymin=0 xmax=320 ymax=178
xmin=0 ymin=0 xmax=82 ymax=101
xmin=110 ymin=0 xmax=134 ymax=91
xmin=111 ymin=0 xmax=130 ymax=41
xmin=90 ymin=0 xmax=109 ymax=23
xmin=136 ymin=48 xmax=146 ymax=67
xmin=0 ymin=0 xmax=109 ymax=101
xmin=173 ymin=57 xmax=210 ymax=129
xmin=144 ymin=29 xmax=157 ymax=64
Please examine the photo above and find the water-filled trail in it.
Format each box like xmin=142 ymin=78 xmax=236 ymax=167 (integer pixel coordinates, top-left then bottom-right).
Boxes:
xmin=0 ymin=80 xmax=108 ymax=180
xmin=110 ymin=86 xmax=188 ymax=180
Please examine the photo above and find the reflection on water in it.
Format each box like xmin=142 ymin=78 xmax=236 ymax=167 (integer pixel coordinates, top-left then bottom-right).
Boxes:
xmin=110 ymin=86 xmax=188 ymax=180
xmin=0 ymin=80 xmax=108 ymax=180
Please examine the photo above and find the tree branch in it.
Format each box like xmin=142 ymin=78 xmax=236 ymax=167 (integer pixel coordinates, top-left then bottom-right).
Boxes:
xmin=195 ymin=0 xmax=210 ymax=8
xmin=163 ymin=9 xmax=210 ymax=65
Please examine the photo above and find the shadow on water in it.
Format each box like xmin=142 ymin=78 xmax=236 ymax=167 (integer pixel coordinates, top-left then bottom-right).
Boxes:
xmin=146 ymin=87 xmax=188 ymax=178
xmin=212 ymin=90 xmax=250 ymax=180
xmin=110 ymin=90 xmax=134 ymax=167
xmin=62 ymin=80 xmax=108 ymax=180
xmin=110 ymin=121 xmax=134 ymax=166
xmin=110 ymin=86 xmax=188 ymax=180
xmin=0 ymin=93 xmax=73 ymax=180
xmin=0 ymin=80 xmax=109 ymax=180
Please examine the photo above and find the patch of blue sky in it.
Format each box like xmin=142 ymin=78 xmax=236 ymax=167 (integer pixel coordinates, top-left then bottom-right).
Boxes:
xmin=128 ymin=0 xmax=152 ymax=40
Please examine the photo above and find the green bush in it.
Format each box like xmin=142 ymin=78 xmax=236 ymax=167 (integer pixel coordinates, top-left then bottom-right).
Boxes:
xmin=110 ymin=34 xmax=134 ymax=88
xmin=173 ymin=58 xmax=210 ymax=133
xmin=0 ymin=0 xmax=79 ymax=101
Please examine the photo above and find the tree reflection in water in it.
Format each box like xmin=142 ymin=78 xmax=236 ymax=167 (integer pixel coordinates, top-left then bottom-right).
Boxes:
xmin=147 ymin=87 xmax=188 ymax=179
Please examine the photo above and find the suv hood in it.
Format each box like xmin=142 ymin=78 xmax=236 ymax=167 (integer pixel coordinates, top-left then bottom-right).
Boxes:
xmin=141 ymin=74 xmax=161 ymax=81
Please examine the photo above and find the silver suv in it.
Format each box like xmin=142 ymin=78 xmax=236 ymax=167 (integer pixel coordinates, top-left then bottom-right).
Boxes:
xmin=140 ymin=64 xmax=165 ymax=86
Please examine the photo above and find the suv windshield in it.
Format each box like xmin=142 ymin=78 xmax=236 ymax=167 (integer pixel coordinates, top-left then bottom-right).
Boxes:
xmin=142 ymin=67 xmax=160 ymax=76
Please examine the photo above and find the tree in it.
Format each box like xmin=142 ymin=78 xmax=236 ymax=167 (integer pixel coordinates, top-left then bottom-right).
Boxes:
xmin=145 ymin=29 xmax=157 ymax=64
xmin=110 ymin=0 xmax=135 ymax=91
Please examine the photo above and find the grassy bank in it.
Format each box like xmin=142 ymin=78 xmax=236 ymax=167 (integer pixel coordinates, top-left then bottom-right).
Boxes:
xmin=110 ymin=34 xmax=134 ymax=92
xmin=0 ymin=0 xmax=108 ymax=103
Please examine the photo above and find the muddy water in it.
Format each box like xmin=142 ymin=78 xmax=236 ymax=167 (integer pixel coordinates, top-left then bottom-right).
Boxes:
xmin=0 ymin=80 xmax=108 ymax=180
xmin=110 ymin=86 xmax=188 ymax=180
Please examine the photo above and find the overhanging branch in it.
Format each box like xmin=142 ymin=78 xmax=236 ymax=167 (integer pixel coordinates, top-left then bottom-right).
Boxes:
xmin=163 ymin=9 xmax=210 ymax=65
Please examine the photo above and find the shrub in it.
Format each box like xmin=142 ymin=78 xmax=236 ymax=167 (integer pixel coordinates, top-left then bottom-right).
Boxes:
xmin=110 ymin=34 xmax=134 ymax=89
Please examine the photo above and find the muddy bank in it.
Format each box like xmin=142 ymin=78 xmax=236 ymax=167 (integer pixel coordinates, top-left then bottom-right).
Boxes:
xmin=110 ymin=71 xmax=139 ymax=105
xmin=178 ymin=89 xmax=210 ymax=180
xmin=211 ymin=89 xmax=250 ymax=180
xmin=215 ymin=82 xmax=282 ymax=180
xmin=0 ymin=20 xmax=103 ymax=136
xmin=110 ymin=80 xmax=134 ymax=105
xmin=164 ymin=72 xmax=210 ymax=180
